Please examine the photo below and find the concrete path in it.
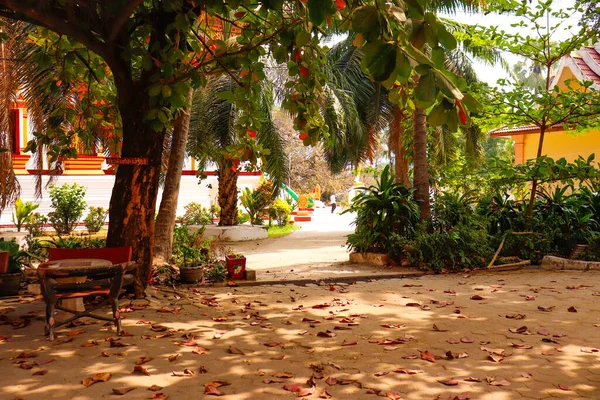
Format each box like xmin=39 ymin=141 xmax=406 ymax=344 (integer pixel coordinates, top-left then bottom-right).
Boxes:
xmin=227 ymin=208 xmax=355 ymax=271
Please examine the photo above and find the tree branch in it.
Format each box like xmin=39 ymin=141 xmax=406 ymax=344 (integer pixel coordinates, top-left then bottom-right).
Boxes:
xmin=108 ymin=0 xmax=144 ymax=41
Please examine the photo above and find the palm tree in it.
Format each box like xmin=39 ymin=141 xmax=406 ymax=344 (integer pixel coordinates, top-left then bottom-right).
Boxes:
xmin=187 ymin=76 xmax=287 ymax=226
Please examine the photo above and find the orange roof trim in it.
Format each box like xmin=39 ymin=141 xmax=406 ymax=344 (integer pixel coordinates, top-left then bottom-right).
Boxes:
xmin=489 ymin=124 xmax=565 ymax=138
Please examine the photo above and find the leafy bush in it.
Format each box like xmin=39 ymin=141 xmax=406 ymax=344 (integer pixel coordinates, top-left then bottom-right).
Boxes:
xmin=0 ymin=239 xmax=37 ymax=273
xmin=172 ymin=224 xmax=212 ymax=267
xmin=182 ymin=202 xmax=213 ymax=225
xmin=25 ymin=212 xmax=48 ymax=238
xmin=12 ymin=199 xmax=39 ymax=232
xmin=269 ymin=198 xmax=291 ymax=226
xmin=580 ymin=236 xmax=600 ymax=261
xmin=241 ymin=181 xmax=275 ymax=225
xmin=204 ymin=262 xmax=227 ymax=282
xmin=404 ymin=223 xmax=492 ymax=272
xmin=48 ymin=183 xmax=87 ymax=235
xmin=84 ymin=207 xmax=108 ymax=233
xmin=43 ymin=236 xmax=106 ymax=249
xmin=344 ymin=166 xmax=420 ymax=253
xmin=498 ymin=232 xmax=552 ymax=265
xmin=237 ymin=210 xmax=250 ymax=225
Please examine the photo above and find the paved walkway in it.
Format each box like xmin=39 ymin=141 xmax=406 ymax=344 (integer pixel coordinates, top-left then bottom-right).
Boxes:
xmin=227 ymin=209 xmax=415 ymax=282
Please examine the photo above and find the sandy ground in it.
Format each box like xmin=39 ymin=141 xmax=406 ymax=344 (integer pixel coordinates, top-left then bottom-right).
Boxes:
xmin=2 ymin=270 xmax=600 ymax=399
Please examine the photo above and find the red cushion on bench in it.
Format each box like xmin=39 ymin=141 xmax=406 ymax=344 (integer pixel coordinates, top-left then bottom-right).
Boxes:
xmin=48 ymin=246 xmax=132 ymax=265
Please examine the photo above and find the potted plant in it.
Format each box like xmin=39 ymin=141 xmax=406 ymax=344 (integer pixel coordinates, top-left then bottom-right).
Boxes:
xmin=225 ymin=253 xmax=246 ymax=279
xmin=0 ymin=240 xmax=29 ymax=296
xmin=172 ymin=224 xmax=210 ymax=283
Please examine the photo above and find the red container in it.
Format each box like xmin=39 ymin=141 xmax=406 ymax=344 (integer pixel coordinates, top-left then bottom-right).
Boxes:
xmin=0 ymin=251 xmax=8 ymax=274
xmin=225 ymin=255 xmax=246 ymax=279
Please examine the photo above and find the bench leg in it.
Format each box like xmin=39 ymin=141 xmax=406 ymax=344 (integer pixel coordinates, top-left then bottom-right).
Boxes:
xmin=46 ymin=302 xmax=56 ymax=341
xmin=112 ymin=298 xmax=121 ymax=334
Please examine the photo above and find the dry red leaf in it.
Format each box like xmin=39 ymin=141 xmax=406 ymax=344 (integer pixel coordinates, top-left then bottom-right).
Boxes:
xmin=204 ymin=381 xmax=230 ymax=396
xmin=558 ymin=384 xmax=572 ymax=391
xmin=509 ymin=326 xmax=529 ymax=334
xmin=374 ymin=371 xmax=389 ymax=377
xmin=537 ymin=305 xmax=555 ymax=312
xmin=489 ymin=379 xmax=511 ymax=386
xmin=470 ymin=295 xmax=485 ymax=300
xmin=394 ymin=368 xmax=424 ymax=374
xmin=386 ymin=392 xmax=402 ymax=399
xmin=537 ymin=329 xmax=550 ymax=336
xmin=342 ymin=340 xmax=358 ymax=346
xmin=283 ymin=383 xmax=302 ymax=392
xmin=193 ymin=347 xmax=209 ymax=355
xmin=82 ymin=372 xmax=111 ymax=387
xmin=135 ymin=357 xmax=153 ymax=365
xmin=464 ymin=376 xmax=481 ymax=382
xmin=433 ymin=324 xmax=448 ymax=332
xmin=227 ymin=346 xmax=245 ymax=355
xmin=447 ymin=338 xmax=460 ymax=344
xmin=172 ymin=369 xmax=195 ymax=377
xmin=263 ymin=341 xmax=281 ymax=347
xmin=420 ymin=350 xmax=436 ymax=363
xmin=511 ymin=343 xmax=533 ymax=349
xmin=438 ymin=379 xmax=459 ymax=386
xmin=460 ymin=337 xmax=474 ymax=343
xmin=568 ymin=306 xmax=578 ymax=312
xmin=317 ymin=331 xmax=336 ymax=338
xmin=133 ymin=366 xmax=151 ymax=376
xmin=581 ymin=347 xmax=600 ymax=353
xmin=325 ymin=377 xmax=338 ymax=385
xmin=168 ymin=353 xmax=179 ymax=362
xmin=112 ymin=387 xmax=136 ymax=395
xmin=32 ymin=370 xmax=48 ymax=376
xmin=148 ymin=385 xmax=163 ymax=391
xmin=16 ymin=352 xmax=38 ymax=359
xmin=319 ymin=389 xmax=332 ymax=399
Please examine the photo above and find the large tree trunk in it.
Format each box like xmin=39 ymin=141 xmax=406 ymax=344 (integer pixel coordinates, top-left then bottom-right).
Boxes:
xmin=217 ymin=163 xmax=238 ymax=226
xmin=412 ymin=108 xmax=430 ymax=221
xmin=390 ymin=106 xmax=411 ymax=186
xmin=154 ymin=88 xmax=194 ymax=264
xmin=106 ymin=90 xmax=165 ymax=298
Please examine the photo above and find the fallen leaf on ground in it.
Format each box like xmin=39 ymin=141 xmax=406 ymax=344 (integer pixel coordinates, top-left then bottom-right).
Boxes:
xmin=394 ymin=368 xmax=424 ymax=374
xmin=460 ymin=337 xmax=474 ymax=343
xmin=464 ymin=376 xmax=481 ymax=382
xmin=420 ymin=350 xmax=436 ymax=363
xmin=433 ymin=324 xmax=448 ymax=332
xmin=204 ymin=381 xmax=230 ymax=396
xmin=263 ymin=342 xmax=281 ymax=347
xmin=283 ymin=383 xmax=302 ymax=392
xmin=342 ymin=340 xmax=357 ymax=346
xmin=148 ymin=385 xmax=163 ymax=391
xmin=112 ymin=387 xmax=136 ymax=395
xmin=509 ymin=326 xmax=529 ymax=334
xmin=227 ymin=346 xmax=245 ymax=355
xmin=133 ymin=366 xmax=151 ymax=376
xmin=148 ymin=393 xmax=168 ymax=399
xmin=172 ymin=369 xmax=195 ymax=377
xmin=193 ymin=347 xmax=209 ymax=355
xmin=325 ymin=377 xmax=337 ymax=385
xmin=558 ymin=384 xmax=572 ymax=391
xmin=438 ymin=379 xmax=459 ymax=386
xmin=537 ymin=306 xmax=555 ymax=312
xmin=136 ymin=357 xmax=153 ymax=365
xmin=489 ymin=379 xmax=511 ymax=386
xmin=511 ymin=343 xmax=533 ymax=349
xmin=82 ymin=372 xmax=111 ymax=387
xmin=32 ymin=370 xmax=48 ymax=376
xmin=168 ymin=354 xmax=179 ymax=362
xmin=317 ymin=331 xmax=336 ymax=338
xmin=581 ymin=347 xmax=600 ymax=353
xmin=568 ymin=306 xmax=578 ymax=313
xmin=273 ymin=372 xmax=294 ymax=378
xmin=470 ymin=295 xmax=485 ymax=300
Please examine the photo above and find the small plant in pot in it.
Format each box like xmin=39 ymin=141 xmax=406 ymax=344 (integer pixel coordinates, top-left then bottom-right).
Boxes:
xmin=172 ymin=224 xmax=211 ymax=283
xmin=225 ymin=252 xmax=246 ymax=279
xmin=0 ymin=240 xmax=30 ymax=296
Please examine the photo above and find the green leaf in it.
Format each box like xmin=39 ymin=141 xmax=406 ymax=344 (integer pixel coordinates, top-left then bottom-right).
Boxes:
xmin=149 ymin=85 xmax=162 ymax=97
xmin=352 ymin=6 xmax=380 ymax=34
xmin=414 ymin=72 xmax=436 ymax=109
xmin=361 ymin=41 xmax=397 ymax=82
xmin=431 ymin=47 xmax=445 ymax=69
xmin=161 ymin=85 xmax=172 ymax=98
xmin=295 ymin=31 xmax=311 ymax=48
xmin=308 ymin=0 xmax=333 ymax=26
xmin=428 ymin=103 xmax=447 ymax=126
xmin=437 ymin=24 xmax=457 ymax=50
xmin=461 ymin=93 xmax=482 ymax=112
xmin=216 ymin=91 xmax=235 ymax=103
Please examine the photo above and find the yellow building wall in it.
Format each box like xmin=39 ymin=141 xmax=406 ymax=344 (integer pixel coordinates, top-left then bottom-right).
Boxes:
xmin=522 ymin=128 xmax=600 ymax=163
xmin=555 ymin=67 xmax=583 ymax=92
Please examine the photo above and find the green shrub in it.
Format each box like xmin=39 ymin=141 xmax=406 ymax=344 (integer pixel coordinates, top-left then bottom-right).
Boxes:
xmin=172 ymin=224 xmax=211 ymax=267
xmin=269 ymin=198 xmax=291 ymax=227
xmin=182 ymin=202 xmax=213 ymax=225
xmin=344 ymin=165 xmax=420 ymax=253
xmin=0 ymin=239 xmax=33 ymax=274
xmin=241 ymin=181 xmax=275 ymax=225
xmin=12 ymin=198 xmax=39 ymax=232
xmin=25 ymin=212 xmax=48 ymax=238
xmin=84 ymin=207 xmax=108 ymax=233
xmin=580 ymin=236 xmax=600 ymax=261
xmin=204 ymin=262 xmax=227 ymax=282
xmin=43 ymin=236 xmax=106 ymax=249
xmin=237 ymin=211 xmax=250 ymax=225
xmin=405 ymin=223 xmax=492 ymax=272
xmin=48 ymin=183 xmax=87 ymax=235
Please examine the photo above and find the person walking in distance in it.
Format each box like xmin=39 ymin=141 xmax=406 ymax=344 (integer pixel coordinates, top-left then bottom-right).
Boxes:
xmin=330 ymin=193 xmax=337 ymax=214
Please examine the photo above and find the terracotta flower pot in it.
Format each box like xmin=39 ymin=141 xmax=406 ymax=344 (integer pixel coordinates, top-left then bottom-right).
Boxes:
xmin=0 ymin=252 xmax=8 ymax=274
xmin=0 ymin=273 xmax=21 ymax=297
xmin=180 ymin=266 xmax=204 ymax=283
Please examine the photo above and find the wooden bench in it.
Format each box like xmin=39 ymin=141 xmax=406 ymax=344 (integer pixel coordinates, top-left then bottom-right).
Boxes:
xmin=38 ymin=261 xmax=136 ymax=340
